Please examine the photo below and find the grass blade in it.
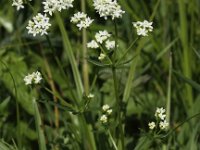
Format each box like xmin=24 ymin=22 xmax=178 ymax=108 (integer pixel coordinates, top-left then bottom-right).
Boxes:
xmin=55 ymin=12 xmax=83 ymax=100
xmin=32 ymin=99 xmax=47 ymax=150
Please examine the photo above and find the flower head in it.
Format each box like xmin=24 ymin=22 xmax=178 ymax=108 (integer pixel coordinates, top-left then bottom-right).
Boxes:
xmin=43 ymin=0 xmax=74 ymax=16
xmin=148 ymin=107 xmax=169 ymax=132
xmin=71 ymin=12 xmax=93 ymax=30
xmin=155 ymin=107 xmax=166 ymax=120
xmin=26 ymin=13 xmax=51 ymax=36
xmin=24 ymin=71 xmax=42 ymax=85
xmin=98 ymin=53 xmax=106 ymax=60
xmin=12 ymin=0 xmax=32 ymax=10
xmin=159 ymin=120 xmax=169 ymax=130
xmin=105 ymin=40 xmax=115 ymax=50
xmin=148 ymin=122 xmax=156 ymax=130
xmin=93 ymin=0 xmax=125 ymax=20
xmin=12 ymin=0 xmax=24 ymax=10
xmin=102 ymin=104 xmax=112 ymax=115
xmin=102 ymin=104 xmax=110 ymax=111
xmin=100 ymin=115 xmax=108 ymax=123
xmin=87 ymin=93 xmax=94 ymax=98
xmin=133 ymin=20 xmax=153 ymax=36
xmin=87 ymin=40 xmax=99 ymax=49
xmin=95 ymin=30 xmax=111 ymax=44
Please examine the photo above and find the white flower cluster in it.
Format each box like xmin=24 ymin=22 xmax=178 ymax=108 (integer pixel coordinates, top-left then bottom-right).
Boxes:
xmin=24 ymin=0 xmax=74 ymax=36
xmin=87 ymin=30 xmax=115 ymax=50
xmin=43 ymin=0 xmax=74 ymax=16
xmin=95 ymin=30 xmax=111 ymax=44
xmin=133 ymin=20 xmax=153 ymax=36
xmin=71 ymin=12 xmax=94 ymax=30
xmin=93 ymin=0 xmax=125 ymax=20
xmin=148 ymin=107 xmax=169 ymax=130
xmin=87 ymin=40 xmax=99 ymax=49
xmin=87 ymin=93 xmax=94 ymax=99
xmin=100 ymin=104 xmax=112 ymax=124
xmin=12 ymin=0 xmax=32 ymax=11
xmin=87 ymin=30 xmax=116 ymax=61
xmin=26 ymin=13 xmax=51 ymax=36
xmin=105 ymin=40 xmax=115 ymax=50
xmin=98 ymin=53 xmax=106 ymax=61
xmin=24 ymin=71 xmax=42 ymax=85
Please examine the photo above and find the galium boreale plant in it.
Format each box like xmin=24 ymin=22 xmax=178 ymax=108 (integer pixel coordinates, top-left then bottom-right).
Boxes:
xmin=9 ymin=0 xmax=166 ymax=149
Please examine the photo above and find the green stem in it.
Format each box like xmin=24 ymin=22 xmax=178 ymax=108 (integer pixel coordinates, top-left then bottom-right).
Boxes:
xmin=112 ymin=66 xmax=124 ymax=150
xmin=178 ymin=0 xmax=193 ymax=108
xmin=166 ymin=52 xmax=172 ymax=124
xmin=113 ymin=19 xmax=118 ymax=62
xmin=108 ymin=130 xmax=118 ymax=150
xmin=112 ymin=20 xmax=124 ymax=150
xmin=116 ymin=37 xmax=139 ymax=65
xmin=81 ymin=0 xmax=89 ymax=94
xmin=123 ymin=38 xmax=147 ymax=102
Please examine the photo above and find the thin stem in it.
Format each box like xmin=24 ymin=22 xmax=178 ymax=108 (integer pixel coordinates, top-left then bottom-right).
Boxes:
xmin=178 ymin=0 xmax=193 ymax=109
xmin=55 ymin=12 xmax=84 ymax=100
xmin=116 ymin=37 xmax=139 ymax=65
xmin=108 ymin=130 xmax=118 ymax=150
xmin=122 ymin=38 xmax=147 ymax=102
xmin=112 ymin=66 xmax=124 ymax=150
xmin=81 ymin=0 xmax=89 ymax=94
xmin=113 ymin=19 xmax=118 ymax=62
xmin=112 ymin=20 xmax=124 ymax=150
xmin=40 ymin=44 xmax=59 ymax=129
xmin=166 ymin=52 xmax=172 ymax=124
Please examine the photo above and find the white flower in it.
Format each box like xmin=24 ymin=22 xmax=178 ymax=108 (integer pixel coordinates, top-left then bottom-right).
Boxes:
xmin=24 ymin=74 xmax=34 ymax=85
xmin=95 ymin=30 xmax=111 ymax=44
xmin=71 ymin=12 xmax=87 ymax=23
xmin=24 ymin=71 xmax=42 ymax=85
xmin=159 ymin=120 xmax=169 ymax=130
xmin=12 ymin=0 xmax=32 ymax=10
xmin=155 ymin=107 xmax=166 ymax=120
xmin=100 ymin=115 xmax=108 ymax=123
xmin=102 ymin=104 xmax=110 ymax=111
xmin=33 ymin=71 xmax=43 ymax=84
xmin=87 ymin=40 xmax=99 ymax=49
xmin=26 ymin=13 xmax=51 ymax=36
xmin=98 ymin=53 xmax=106 ymax=60
xmin=87 ymin=93 xmax=94 ymax=98
xmin=105 ymin=40 xmax=115 ymax=50
xmin=71 ymin=12 xmax=93 ymax=30
xmin=93 ymin=0 xmax=125 ymax=20
xmin=133 ymin=20 xmax=153 ymax=36
xmin=107 ymin=109 xmax=112 ymax=115
xmin=43 ymin=0 xmax=74 ymax=16
xmin=148 ymin=122 xmax=156 ymax=130
xmin=12 ymin=0 xmax=24 ymax=10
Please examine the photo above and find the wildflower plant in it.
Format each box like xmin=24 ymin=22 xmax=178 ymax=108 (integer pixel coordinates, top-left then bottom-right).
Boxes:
xmin=12 ymin=0 xmax=32 ymax=10
xmin=26 ymin=13 xmax=51 ymax=36
xmin=2 ymin=0 xmax=198 ymax=150
xmin=148 ymin=107 xmax=169 ymax=131
xmin=71 ymin=12 xmax=93 ymax=30
xmin=24 ymin=71 xmax=42 ymax=85
xmin=100 ymin=104 xmax=113 ymax=124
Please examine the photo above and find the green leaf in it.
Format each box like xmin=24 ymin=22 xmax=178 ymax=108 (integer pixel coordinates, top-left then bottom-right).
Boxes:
xmin=32 ymin=99 xmax=47 ymax=150
xmin=87 ymin=58 xmax=111 ymax=67
xmin=173 ymin=70 xmax=200 ymax=92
